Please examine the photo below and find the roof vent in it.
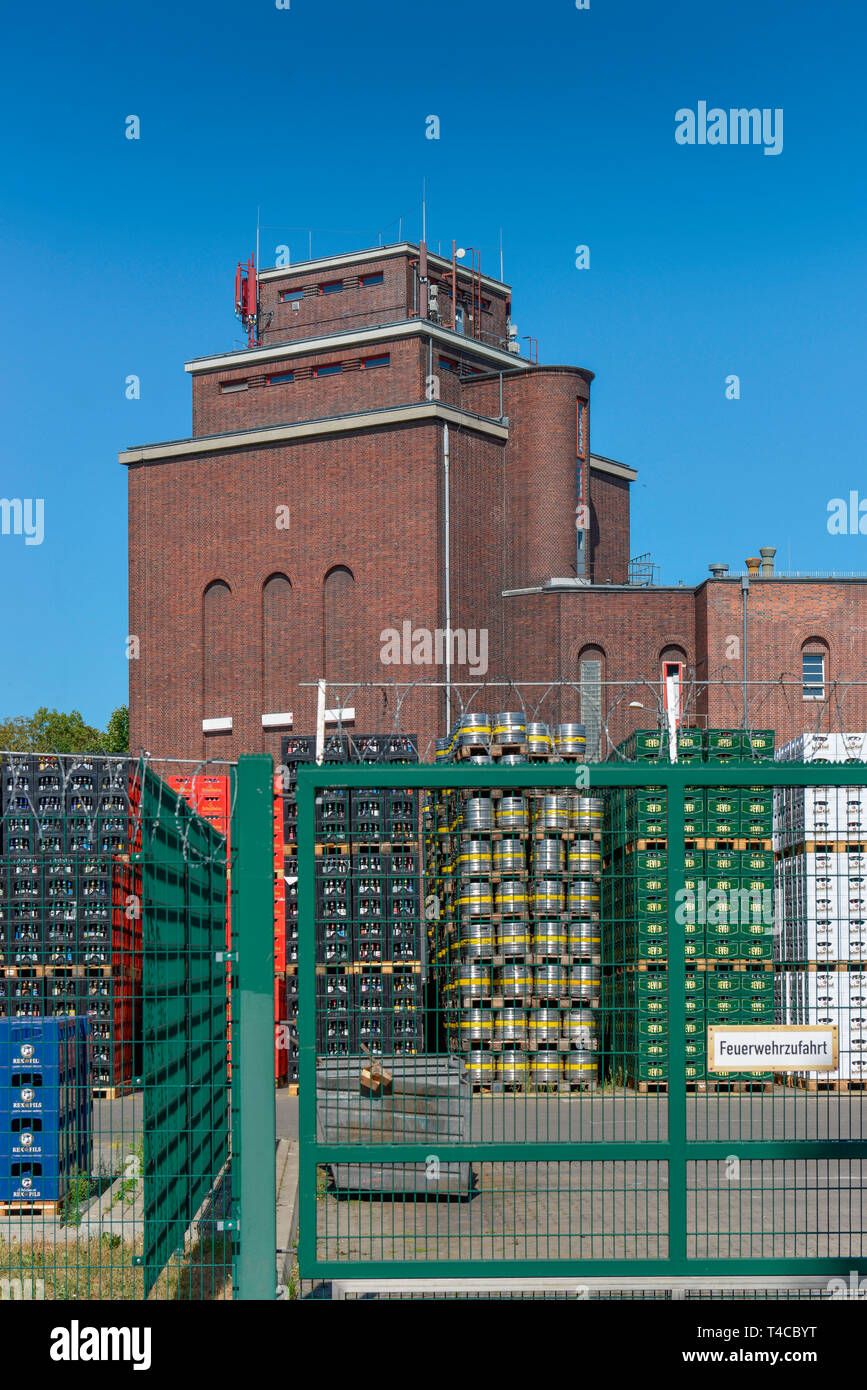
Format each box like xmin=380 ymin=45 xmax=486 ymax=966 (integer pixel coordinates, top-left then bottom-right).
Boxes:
xmin=708 ymin=563 xmax=729 ymax=579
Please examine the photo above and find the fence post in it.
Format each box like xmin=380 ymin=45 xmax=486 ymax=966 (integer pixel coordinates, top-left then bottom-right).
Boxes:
xmin=232 ymin=754 xmax=277 ymax=1299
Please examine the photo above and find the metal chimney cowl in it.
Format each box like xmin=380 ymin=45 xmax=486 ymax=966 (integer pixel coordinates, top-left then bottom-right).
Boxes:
xmin=745 ymin=557 xmax=761 ymax=576
xmin=759 ymin=547 xmax=776 ymax=577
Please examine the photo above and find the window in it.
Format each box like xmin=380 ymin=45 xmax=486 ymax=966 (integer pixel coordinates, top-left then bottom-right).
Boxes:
xmin=439 ymin=356 xmax=459 ymax=373
xmin=280 ymin=290 xmax=303 ymax=304
xmin=803 ymin=651 xmax=826 ymax=700
xmin=361 ymin=355 xmax=390 ymax=369
xmin=579 ymin=650 xmax=604 ymax=761
xmin=314 ymin=363 xmax=342 ymax=377
xmin=576 ymin=399 xmax=587 ymax=460
xmin=319 ymin=280 xmax=343 ymax=295
xmin=267 ymin=371 xmax=295 ymax=386
xmin=220 ymin=380 xmax=248 ymax=393
xmin=360 ymin=272 xmax=384 ymax=287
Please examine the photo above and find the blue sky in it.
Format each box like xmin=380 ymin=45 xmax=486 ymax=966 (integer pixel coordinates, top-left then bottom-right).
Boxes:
xmin=1 ymin=0 xmax=865 ymax=725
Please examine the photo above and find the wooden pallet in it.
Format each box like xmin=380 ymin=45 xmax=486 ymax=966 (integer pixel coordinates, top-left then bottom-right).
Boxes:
xmin=91 ymin=1083 xmax=138 ymax=1101
xmin=0 ymin=963 xmax=122 ymax=979
xmin=0 ymin=1199 xmax=63 ymax=1218
xmin=626 ymin=1078 xmax=668 ymax=1094
xmin=779 ymin=1075 xmax=867 ymax=1093
xmin=314 ymin=842 xmax=350 ymax=855
xmin=776 ymin=840 xmax=867 ymax=858
xmin=490 ymin=742 xmax=529 ymax=758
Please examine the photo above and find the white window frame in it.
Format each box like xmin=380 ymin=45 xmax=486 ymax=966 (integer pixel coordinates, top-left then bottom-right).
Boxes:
xmin=802 ymin=651 xmax=826 ymax=701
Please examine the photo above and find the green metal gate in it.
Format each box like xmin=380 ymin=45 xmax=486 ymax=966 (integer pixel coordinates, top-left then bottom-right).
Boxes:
xmin=138 ymin=760 xmax=231 ymax=1294
xmin=297 ymin=759 xmax=867 ymax=1291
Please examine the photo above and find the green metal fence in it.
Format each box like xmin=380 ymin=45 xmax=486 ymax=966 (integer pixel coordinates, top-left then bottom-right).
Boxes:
xmin=0 ymin=751 xmax=277 ymax=1302
xmin=297 ymin=759 xmax=867 ymax=1290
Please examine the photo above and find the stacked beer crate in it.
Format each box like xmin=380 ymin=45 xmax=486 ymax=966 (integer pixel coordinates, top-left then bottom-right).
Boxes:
xmin=0 ymin=1016 xmax=92 ymax=1212
xmin=428 ymin=712 xmax=602 ymax=1091
xmin=0 ymin=754 xmax=140 ymax=1095
xmin=282 ymin=734 xmax=422 ymax=1085
xmin=774 ymin=732 xmax=867 ymax=1087
xmin=605 ymin=728 xmax=775 ymax=1092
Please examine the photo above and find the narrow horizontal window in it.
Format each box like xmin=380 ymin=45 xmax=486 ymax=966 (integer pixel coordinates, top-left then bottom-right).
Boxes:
xmin=361 ymin=355 xmax=390 ymax=369
xmin=220 ymin=380 xmax=248 ymax=393
xmin=438 ymin=356 xmax=459 ymax=373
xmin=267 ymin=371 xmax=295 ymax=385
xmin=314 ymin=363 xmax=342 ymax=377
xmin=360 ymin=272 xmax=384 ymax=287
xmin=280 ymin=290 xmax=304 ymax=304
xmin=319 ymin=280 xmax=343 ymax=295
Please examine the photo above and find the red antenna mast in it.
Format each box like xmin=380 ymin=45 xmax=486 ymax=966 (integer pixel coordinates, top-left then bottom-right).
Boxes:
xmin=234 ymin=252 xmax=259 ymax=347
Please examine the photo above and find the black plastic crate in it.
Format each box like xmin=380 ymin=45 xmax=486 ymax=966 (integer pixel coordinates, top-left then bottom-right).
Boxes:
xmin=352 ymin=847 xmax=388 ymax=875
xmin=6 ymin=859 xmax=42 ymax=902
xmin=390 ymin=920 xmax=423 ymax=960
xmin=387 ymin=790 xmax=418 ymax=841
xmin=4 ymin=828 xmax=38 ymax=857
xmin=1 ymin=756 xmax=35 ymax=806
xmin=349 ymin=734 xmax=390 ymax=762
xmin=385 ymin=735 xmax=419 ymax=764
xmin=65 ymin=816 xmax=98 ymax=853
xmin=317 ymin=916 xmax=349 ymax=965
xmin=350 ymin=789 xmax=388 ymax=837
xmin=98 ymin=760 xmax=131 ymax=791
xmin=315 ymin=790 xmax=349 ymax=840
xmin=281 ymin=736 xmax=316 ymax=763
xmin=389 ymin=847 xmax=419 ymax=875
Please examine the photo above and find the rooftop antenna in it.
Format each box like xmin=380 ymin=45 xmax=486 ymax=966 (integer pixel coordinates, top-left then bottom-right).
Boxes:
xmin=499 ymin=227 xmax=504 ymax=281
xmin=422 ymin=177 xmax=426 ymax=242
xmin=256 ymin=205 xmax=260 ymax=286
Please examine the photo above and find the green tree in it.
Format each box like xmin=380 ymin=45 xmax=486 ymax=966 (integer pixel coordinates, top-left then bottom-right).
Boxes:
xmin=103 ymin=706 xmax=130 ymax=754
xmin=0 ymin=705 xmax=129 ymax=754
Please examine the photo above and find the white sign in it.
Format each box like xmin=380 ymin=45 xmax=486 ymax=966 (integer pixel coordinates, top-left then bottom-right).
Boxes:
xmin=708 ymin=1025 xmax=838 ymax=1073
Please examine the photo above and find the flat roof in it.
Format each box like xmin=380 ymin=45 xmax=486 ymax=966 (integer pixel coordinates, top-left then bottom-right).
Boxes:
xmin=257 ymin=241 xmax=511 ymax=294
xmin=184 ymin=318 xmax=534 ymax=375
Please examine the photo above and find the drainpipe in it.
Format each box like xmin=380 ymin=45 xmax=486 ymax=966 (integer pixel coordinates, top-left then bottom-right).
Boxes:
xmin=741 ymin=576 xmax=750 ymax=728
xmin=444 ymin=423 xmax=452 ymax=730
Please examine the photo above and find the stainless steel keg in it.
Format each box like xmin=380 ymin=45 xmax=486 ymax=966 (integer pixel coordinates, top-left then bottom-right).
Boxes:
xmin=495 ymin=880 xmax=527 ymax=917
xmin=499 ymin=1052 xmax=529 ymax=1085
xmin=554 ymin=723 xmax=587 ymax=757
xmin=458 ymin=880 xmax=493 ymax=918
xmin=496 ymin=796 xmax=528 ymax=832
xmin=455 ymin=964 xmax=492 ymax=1000
xmin=562 ymin=1009 xmax=598 ymax=1049
xmin=571 ymin=796 xmax=603 ymax=833
xmin=493 ymin=838 xmax=525 ymax=874
xmin=464 ymin=797 xmax=494 ymax=832
xmin=458 ymin=712 xmax=491 ymax=746
xmin=531 ymin=880 xmax=564 ymax=915
xmin=527 ymin=1007 xmax=561 ymax=1045
xmin=526 ymin=722 xmax=552 ymax=755
xmin=530 ymin=1053 xmax=562 ymax=1085
xmin=494 ymin=1008 xmax=527 ymax=1045
xmin=567 ymin=964 xmax=601 ymax=1001
xmin=567 ymin=880 xmax=600 ymax=917
xmin=568 ymin=839 xmax=601 ymax=875
xmin=492 ymin=712 xmax=526 ymax=744
xmin=458 ymin=839 xmax=492 ymax=877
xmin=458 ymin=923 xmax=496 ymax=958
xmin=534 ymin=963 xmax=567 ymax=998
xmin=496 ymin=964 xmax=533 ymax=999
xmin=566 ymin=924 xmax=601 ymax=958
xmin=534 ymin=838 xmax=564 ymax=874
xmin=458 ymin=1009 xmax=495 ymax=1045
xmin=533 ymin=794 xmax=570 ymax=831
xmin=497 ymin=921 xmax=532 ymax=958
xmin=463 ymin=1053 xmax=497 ymax=1085
xmin=533 ymin=920 xmax=568 ymax=955
xmin=562 ymin=1051 xmax=598 ymax=1087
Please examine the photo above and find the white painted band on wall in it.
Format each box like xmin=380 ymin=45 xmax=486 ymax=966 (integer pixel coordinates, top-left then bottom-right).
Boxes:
xmin=203 ymin=717 xmax=233 ymax=733
xmin=262 ymin=712 xmax=294 ymax=728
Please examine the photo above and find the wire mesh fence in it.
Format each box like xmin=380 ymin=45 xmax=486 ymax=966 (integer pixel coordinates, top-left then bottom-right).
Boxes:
xmin=0 ymin=752 xmax=239 ymax=1301
xmin=296 ymin=743 xmax=867 ymax=1297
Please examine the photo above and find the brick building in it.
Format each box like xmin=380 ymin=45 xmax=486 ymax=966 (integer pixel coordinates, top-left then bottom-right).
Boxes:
xmin=120 ymin=241 xmax=867 ymax=761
